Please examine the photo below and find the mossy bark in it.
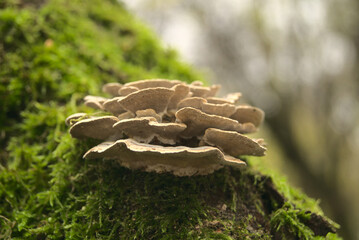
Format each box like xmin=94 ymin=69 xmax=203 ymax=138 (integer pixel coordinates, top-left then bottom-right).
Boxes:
xmin=0 ymin=0 xmax=340 ymax=239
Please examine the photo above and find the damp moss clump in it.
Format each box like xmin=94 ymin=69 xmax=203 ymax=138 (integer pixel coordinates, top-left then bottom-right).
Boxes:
xmin=0 ymin=0 xmax=341 ymax=239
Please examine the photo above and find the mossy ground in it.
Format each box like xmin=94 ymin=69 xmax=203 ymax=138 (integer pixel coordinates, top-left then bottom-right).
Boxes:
xmin=0 ymin=0 xmax=340 ymax=239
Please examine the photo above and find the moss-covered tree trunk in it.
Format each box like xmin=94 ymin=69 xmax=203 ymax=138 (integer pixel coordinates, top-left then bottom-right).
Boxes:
xmin=0 ymin=0 xmax=339 ymax=239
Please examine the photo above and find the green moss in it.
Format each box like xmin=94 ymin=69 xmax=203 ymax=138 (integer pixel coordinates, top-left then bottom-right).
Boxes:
xmin=248 ymin=158 xmax=319 ymax=212
xmin=0 ymin=0 xmax=340 ymax=239
xmin=247 ymin=158 xmax=341 ymax=239
xmin=0 ymin=0 xmax=201 ymax=148
xmin=0 ymin=99 xmax=339 ymax=238
xmin=0 ymin=99 xmax=273 ymax=238
xmin=270 ymin=203 xmax=315 ymax=239
xmin=270 ymin=203 xmax=342 ymax=240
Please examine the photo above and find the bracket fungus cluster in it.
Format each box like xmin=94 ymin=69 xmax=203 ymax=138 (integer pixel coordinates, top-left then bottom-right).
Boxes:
xmin=66 ymin=79 xmax=266 ymax=176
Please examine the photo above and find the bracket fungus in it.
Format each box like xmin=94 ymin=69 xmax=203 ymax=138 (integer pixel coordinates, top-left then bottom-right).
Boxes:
xmin=67 ymin=79 xmax=267 ymax=176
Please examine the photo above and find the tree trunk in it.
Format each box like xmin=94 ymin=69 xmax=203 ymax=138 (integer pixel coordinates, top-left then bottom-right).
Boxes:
xmin=0 ymin=0 xmax=339 ymax=238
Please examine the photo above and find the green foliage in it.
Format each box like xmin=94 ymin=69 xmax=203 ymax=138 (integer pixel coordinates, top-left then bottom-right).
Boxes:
xmin=270 ymin=203 xmax=315 ymax=239
xmin=0 ymin=0 xmax=340 ymax=239
xmin=0 ymin=0 xmax=201 ymax=145
xmin=270 ymin=203 xmax=342 ymax=240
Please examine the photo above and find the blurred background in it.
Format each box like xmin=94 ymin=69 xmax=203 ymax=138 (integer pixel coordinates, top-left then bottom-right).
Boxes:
xmin=121 ymin=0 xmax=359 ymax=239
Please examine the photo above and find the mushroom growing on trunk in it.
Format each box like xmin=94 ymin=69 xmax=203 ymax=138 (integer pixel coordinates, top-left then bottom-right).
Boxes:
xmin=66 ymin=79 xmax=266 ymax=176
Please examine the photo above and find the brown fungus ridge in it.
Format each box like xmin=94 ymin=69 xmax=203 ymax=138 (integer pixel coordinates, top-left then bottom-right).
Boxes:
xmin=190 ymin=80 xmax=204 ymax=86
xmin=207 ymin=84 xmax=221 ymax=97
xmin=207 ymin=92 xmax=241 ymax=104
xmin=118 ymin=87 xmax=174 ymax=114
xmin=83 ymin=138 xmax=245 ymax=176
xmin=136 ymin=109 xmax=162 ymax=122
xmin=202 ymin=128 xmax=266 ymax=157
xmin=69 ymin=116 xmax=120 ymax=140
xmin=124 ymin=79 xmax=182 ymax=89
xmin=167 ymin=84 xmax=190 ymax=111
xmin=118 ymin=111 xmax=135 ymax=120
xmin=102 ymin=83 xmax=122 ymax=96
xmin=188 ymin=84 xmax=221 ymax=98
xmin=118 ymin=86 xmax=139 ymax=96
xmin=85 ymin=101 xmax=103 ymax=110
xmin=230 ymin=105 xmax=265 ymax=127
xmin=84 ymin=95 xmax=107 ymax=110
xmin=84 ymin=95 xmax=107 ymax=103
xmin=225 ymin=92 xmax=242 ymax=104
xmin=103 ymin=97 xmax=126 ymax=115
xmin=201 ymin=102 xmax=236 ymax=118
xmin=189 ymin=85 xmax=211 ymax=98
xmin=177 ymin=97 xmax=207 ymax=110
xmin=177 ymin=97 xmax=236 ymax=117
xmin=65 ymin=113 xmax=88 ymax=126
xmin=113 ymin=117 xmax=186 ymax=145
xmin=175 ymin=107 xmax=256 ymax=138
xmin=206 ymin=97 xmax=233 ymax=105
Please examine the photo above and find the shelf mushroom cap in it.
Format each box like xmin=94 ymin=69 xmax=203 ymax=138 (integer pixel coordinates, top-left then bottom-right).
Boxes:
xmin=83 ymin=139 xmax=246 ymax=176
xmin=190 ymin=80 xmax=204 ymax=86
xmin=102 ymin=83 xmax=122 ymax=96
xmin=117 ymin=87 xmax=175 ymax=114
xmin=202 ymin=128 xmax=266 ymax=157
xmin=84 ymin=95 xmax=107 ymax=104
xmin=177 ymin=97 xmax=236 ymax=117
xmin=175 ymin=107 xmax=256 ymax=138
xmin=207 ymin=84 xmax=221 ymax=97
xmin=65 ymin=113 xmax=88 ymax=126
xmin=69 ymin=116 xmax=119 ymax=140
xmin=113 ymin=117 xmax=186 ymax=145
xmin=124 ymin=79 xmax=183 ymax=89
xmin=177 ymin=97 xmax=208 ymax=110
xmin=66 ymin=79 xmax=267 ymax=176
xmin=201 ymin=102 xmax=236 ymax=117
xmin=188 ymin=85 xmax=212 ymax=97
xmin=135 ymin=109 xmax=162 ymax=122
xmin=230 ymin=106 xmax=265 ymax=127
xmin=103 ymin=97 xmax=126 ymax=115
xmin=118 ymin=111 xmax=136 ymax=120
xmin=84 ymin=95 xmax=107 ymax=110
xmin=167 ymin=84 xmax=190 ymax=111
xmin=225 ymin=92 xmax=242 ymax=104
xmin=118 ymin=86 xmax=139 ymax=96
xmin=206 ymin=97 xmax=233 ymax=105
